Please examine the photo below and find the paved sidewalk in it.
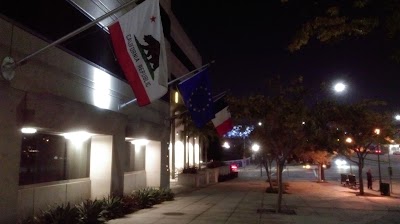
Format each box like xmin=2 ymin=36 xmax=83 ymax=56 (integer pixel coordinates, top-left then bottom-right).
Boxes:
xmin=109 ymin=170 xmax=400 ymax=224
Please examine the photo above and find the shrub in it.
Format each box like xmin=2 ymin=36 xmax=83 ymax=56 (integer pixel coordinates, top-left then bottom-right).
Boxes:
xmin=76 ymin=199 xmax=107 ymax=224
xmin=102 ymin=195 xmax=125 ymax=220
xmin=38 ymin=203 xmax=79 ymax=224
xmin=133 ymin=188 xmax=155 ymax=209
xmin=147 ymin=188 xmax=162 ymax=204
xmin=159 ymin=188 xmax=175 ymax=201
xmin=18 ymin=188 xmax=175 ymax=223
xmin=121 ymin=195 xmax=139 ymax=214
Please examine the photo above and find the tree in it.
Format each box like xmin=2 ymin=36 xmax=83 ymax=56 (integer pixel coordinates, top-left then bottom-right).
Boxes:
xmin=333 ymin=101 xmax=395 ymax=195
xmin=228 ymin=76 xmax=309 ymax=213
xmin=299 ymin=100 xmax=343 ymax=182
xmin=286 ymin=0 xmax=400 ymax=62
xmin=298 ymin=150 xmax=334 ymax=182
xmin=227 ymin=94 xmax=277 ymax=188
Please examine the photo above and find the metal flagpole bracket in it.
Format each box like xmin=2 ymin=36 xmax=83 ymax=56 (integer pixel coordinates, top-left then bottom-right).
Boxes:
xmin=1 ymin=56 xmax=16 ymax=81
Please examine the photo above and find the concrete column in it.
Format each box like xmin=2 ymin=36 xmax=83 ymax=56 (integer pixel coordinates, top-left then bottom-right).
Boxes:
xmin=110 ymin=132 xmax=126 ymax=196
xmin=90 ymin=135 xmax=112 ymax=200
xmin=0 ymin=84 xmax=23 ymax=224
xmin=160 ymin=139 xmax=169 ymax=189
xmin=145 ymin=141 xmax=161 ymax=187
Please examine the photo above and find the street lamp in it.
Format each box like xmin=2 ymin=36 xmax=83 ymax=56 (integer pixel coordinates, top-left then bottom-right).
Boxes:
xmin=251 ymin=143 xmax=260 ymax=152
xmin=251 ymin=143 xmax=262 ymax=176
xmin=374 ymin=128 xmax=382 ymax=190
xmin=333 ymin=82 xmax=346 ymax=93
xmin=222 ymin=142 xmax=230 ymax=149
xmin=345 ymin=137 xmax=353 ymax=173
xmin=332 ymin=82 xmax=347 ymax=94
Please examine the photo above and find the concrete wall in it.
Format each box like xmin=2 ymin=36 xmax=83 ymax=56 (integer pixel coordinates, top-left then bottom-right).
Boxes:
xmin=0 ymin=0 xmax=202 ymax=220
xmin=17 ymin=178 xmax=90 ymax=220
xmin=0 ymin=17 xmax=167 ymax=223
xmin=123 ymin=170 xmax=146 ymax=195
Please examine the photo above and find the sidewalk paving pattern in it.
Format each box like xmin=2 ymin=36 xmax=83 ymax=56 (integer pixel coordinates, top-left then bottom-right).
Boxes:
xmin=109 ymin=166 xmax=400 ymax=224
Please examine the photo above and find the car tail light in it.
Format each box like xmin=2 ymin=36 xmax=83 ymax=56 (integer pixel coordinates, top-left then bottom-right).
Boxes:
xmin=230 ymin=164 xmax=238 ymax=172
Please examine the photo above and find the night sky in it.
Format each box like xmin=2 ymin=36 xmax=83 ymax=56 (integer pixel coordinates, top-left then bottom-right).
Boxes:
xmin=171 ymin=0 xmax=400 ymax=110
xmin=1 ymin=0 xmax=399 ymax=110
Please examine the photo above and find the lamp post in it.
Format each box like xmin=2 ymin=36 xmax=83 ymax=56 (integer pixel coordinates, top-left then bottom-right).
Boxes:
xmin=377 ymin=146 xmax=382 ymax=189
xmin=252 ymin=143 xmax=261 ymax=177
xmin=345 ymin=137 xmax=353 ymax=174
xmin=374 ymin=129 xmax=382 ymax=190
xmin=388 ymin=151 xmax=393 ymax=194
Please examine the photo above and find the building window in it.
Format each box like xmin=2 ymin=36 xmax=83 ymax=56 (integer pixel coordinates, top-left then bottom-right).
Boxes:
xmin=125 ymin=143 xmax=146 ymax=172
xmin=19 ymin=132 xmax=90 ymax=185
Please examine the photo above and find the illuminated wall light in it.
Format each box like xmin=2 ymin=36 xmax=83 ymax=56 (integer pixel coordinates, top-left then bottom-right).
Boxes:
xmin=131 ymin=138 xmax=149 ymax=146
xmin=63 ymin=131 xmax=92 ymax=142
xmin=222 ymin=142 xmax=230 ymax=149
xmin=21 ymin=127 xmax=37 ymax=134
xmin=93 ymin=68 xmax=111 ymax=109
xmin=174 ymin=91 xmax=179 ymax=103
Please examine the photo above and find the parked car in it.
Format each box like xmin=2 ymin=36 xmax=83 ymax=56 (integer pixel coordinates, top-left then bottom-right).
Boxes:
xmin=230 ymin=163 xmax=239 ymax=177
xmin=371 ymin=149 xmax=383 ymax=155
xmin=393 ymin=151 xmax=400 ymax=155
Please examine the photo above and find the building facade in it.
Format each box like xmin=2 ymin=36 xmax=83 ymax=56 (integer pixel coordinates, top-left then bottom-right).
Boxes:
xmin=0 ymin=0 xmax=201 ymax=223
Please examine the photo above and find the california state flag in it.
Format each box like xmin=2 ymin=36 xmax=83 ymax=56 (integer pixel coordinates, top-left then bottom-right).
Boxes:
xmin=109 ymin=0 xmax=168 ymax=106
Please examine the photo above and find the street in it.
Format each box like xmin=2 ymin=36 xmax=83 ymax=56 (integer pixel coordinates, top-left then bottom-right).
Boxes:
xmin=242 ymin=153 xmax=400 ymax=193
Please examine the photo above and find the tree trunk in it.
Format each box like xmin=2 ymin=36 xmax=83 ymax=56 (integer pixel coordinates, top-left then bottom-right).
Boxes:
xmin=321 ymin=165 xmax=325 ymax=182
xmin=317 ymin=164 xmax=322 ymax=182
xmin=276 ymin=161 xmax=284 ymax=213
xmin=358 ymin=158 xmax=364 ymax=195
xmin=264 ymin=159 xmax=273 ymax=189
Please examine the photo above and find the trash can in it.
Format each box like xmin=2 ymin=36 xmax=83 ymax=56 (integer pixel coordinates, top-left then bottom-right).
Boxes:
xmin=380 ymin=183 xmax=390 ymax=196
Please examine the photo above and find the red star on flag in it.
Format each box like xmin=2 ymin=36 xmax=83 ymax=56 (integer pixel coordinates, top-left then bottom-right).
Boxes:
xmin=150 ymin=16 xmax=156 ymax=22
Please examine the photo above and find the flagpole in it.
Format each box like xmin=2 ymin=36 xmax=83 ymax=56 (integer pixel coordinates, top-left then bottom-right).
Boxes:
xmin=13 ymin=1 xmax=138 ymax=68
xmin=212 ymin=91 xmax=227 ymax=101
xmin=118 ymin=60 xmax=215 ymax=110
xmin=167 ymin=60 xmax=214 ymax=86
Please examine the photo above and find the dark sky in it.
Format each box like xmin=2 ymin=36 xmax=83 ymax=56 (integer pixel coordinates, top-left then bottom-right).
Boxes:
xmin=171 ymin=0 xmax=400 ymax=110
xmin=1 ymin=0 xmax=399 ymax=110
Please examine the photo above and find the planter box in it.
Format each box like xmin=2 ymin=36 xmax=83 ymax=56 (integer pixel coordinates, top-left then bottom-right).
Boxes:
xmin=177 ymin=171 xmax=206 ymax=187
xmin=177 ymin=166 xmax=232 ymax=187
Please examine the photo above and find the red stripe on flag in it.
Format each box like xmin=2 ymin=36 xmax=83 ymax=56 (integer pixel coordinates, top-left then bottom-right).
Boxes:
xmin=216 ymin=118 xmax=233 ymax=136
xmin=109 ymin=23 xmax=150 ymax=106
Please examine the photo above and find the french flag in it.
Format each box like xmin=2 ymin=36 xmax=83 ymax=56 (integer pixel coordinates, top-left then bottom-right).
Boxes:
xmin=212 ymin=97 xmax=233 ymax=136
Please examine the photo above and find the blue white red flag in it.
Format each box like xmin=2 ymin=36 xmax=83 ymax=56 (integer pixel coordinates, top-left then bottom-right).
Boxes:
xmin=212 ymin=97 xmax=233 ymax=136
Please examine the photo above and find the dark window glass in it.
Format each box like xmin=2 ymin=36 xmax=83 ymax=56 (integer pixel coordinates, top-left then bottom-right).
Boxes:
xmin=125 ymin=143 xmax=145 ymax=172
xmin=19 ymin=133 xmax=90 ymax=185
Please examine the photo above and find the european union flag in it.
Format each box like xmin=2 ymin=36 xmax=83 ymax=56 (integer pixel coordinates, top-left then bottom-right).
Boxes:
xmin=178 ymin=68 xmax=214 ymax=128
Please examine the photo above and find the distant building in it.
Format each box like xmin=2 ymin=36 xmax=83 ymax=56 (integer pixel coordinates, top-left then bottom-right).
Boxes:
xmin=0 ymin=0 xmax=201 ymax=222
